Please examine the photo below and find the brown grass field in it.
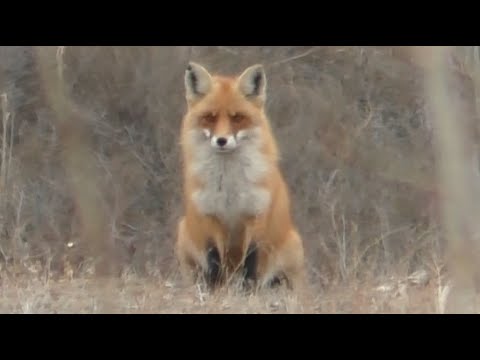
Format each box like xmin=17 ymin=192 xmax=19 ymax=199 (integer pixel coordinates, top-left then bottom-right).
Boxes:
xmin=0 ymin=269 xmax=455 ymax=314
xmin=1 ymin=46 xmax=480 ymax=313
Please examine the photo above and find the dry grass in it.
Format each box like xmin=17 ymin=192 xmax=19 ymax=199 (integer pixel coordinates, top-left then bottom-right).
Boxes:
xmin=0 ymin=265 xmax=458 ymax=314
xmin=1 ymin=46 xmax=480 ymax=313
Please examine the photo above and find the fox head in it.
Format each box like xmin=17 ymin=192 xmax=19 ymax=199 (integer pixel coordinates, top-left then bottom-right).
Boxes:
xmin=183 ymin=62 xmax=268 ymax=153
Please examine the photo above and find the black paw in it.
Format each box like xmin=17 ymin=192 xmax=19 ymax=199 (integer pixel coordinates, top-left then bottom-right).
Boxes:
xmin=243 ymin=242 xmax=258 ymax=280
xmin=205 ymin=241 xmax=222 ymax=289
xmin=242 ymin=242 xmax=258 ymax=290
xmin=268 ymin=273 xmax=288 ymax=289
xmin=269 ymin=276 xmax=282 ymax=288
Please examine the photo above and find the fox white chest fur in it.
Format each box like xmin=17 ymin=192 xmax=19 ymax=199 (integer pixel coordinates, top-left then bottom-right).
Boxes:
xmin=188 ymin=128 xmax=271 ymax=229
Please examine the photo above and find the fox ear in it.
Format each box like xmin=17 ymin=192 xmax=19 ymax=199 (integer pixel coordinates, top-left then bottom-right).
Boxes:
xmin=185 ymin=62 xmax=212 ymax=103
xmin=237 ymin=64 xmax=266 ymax=104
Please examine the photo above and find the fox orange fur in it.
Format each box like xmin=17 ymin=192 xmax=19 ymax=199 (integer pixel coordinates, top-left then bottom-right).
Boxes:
xmin=175 ymin=62 xmax=305 ymax=291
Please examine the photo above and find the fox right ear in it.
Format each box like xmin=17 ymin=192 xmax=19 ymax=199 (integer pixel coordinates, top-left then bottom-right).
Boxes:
xmin=185 ymin=62 xmax=212 ymax=104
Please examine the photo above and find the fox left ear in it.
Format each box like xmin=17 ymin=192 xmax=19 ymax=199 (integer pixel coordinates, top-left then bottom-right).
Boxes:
xmin=185 ymin=62 xmax=213 ymax=105
xmin=237 ymin=64 xmax=266 ymax=105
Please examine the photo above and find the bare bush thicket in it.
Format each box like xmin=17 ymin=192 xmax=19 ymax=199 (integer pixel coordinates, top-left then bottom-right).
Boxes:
xmin=0 ymin=46 xmax=479 ymax=297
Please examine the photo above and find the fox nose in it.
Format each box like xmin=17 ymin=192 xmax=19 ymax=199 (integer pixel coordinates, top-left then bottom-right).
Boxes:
xmin=216 ymin=137 xmax=227 ymax=147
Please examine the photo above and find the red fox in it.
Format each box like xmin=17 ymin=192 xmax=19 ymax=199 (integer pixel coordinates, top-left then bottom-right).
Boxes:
xmin=175 ymin=61 xmax=305 ymax=291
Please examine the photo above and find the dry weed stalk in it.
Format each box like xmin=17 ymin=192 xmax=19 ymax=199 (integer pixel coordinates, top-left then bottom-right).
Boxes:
xmin=0 ymin=92 xmax=15 ymax=262
xmin=0 ymin=93 xmax=12 ymax=191
xmin=423 ymin=46 xmax=479 ymax=313
xmin=34 ymin=46 xmax=117 ymax=278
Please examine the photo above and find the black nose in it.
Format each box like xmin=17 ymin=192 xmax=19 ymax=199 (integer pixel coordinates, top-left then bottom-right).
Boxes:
xmin=217 ymin=137 xmax=227 ymax=147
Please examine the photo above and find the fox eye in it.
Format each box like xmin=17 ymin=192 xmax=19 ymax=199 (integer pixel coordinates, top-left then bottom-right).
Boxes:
xmin=201 ymin=113 xmax=216 ymax=123
xmin=231 ymin=113 xmax=246 ymax=123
